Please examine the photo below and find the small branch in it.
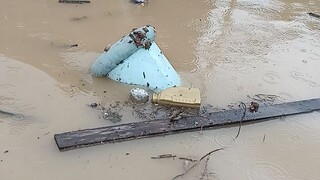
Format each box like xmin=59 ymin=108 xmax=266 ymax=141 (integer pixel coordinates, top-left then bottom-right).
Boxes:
xmin=178 ymin=157 xmax=197 ymax=162
xmin=232 ymin=102 xmax=246 ymax=141
xmin=59 ymin=0 xmax=90 ymax=4
xmin=151 ymin=154 xmax=177 ymax=160
xmin=308 ymin=12 xmax=320 ymax=19
xmin=172 ymin=148 xmax=225 ymax=180
xmin=151 ymin=154 xmax=197 ymax=162
xmin=200 ymin=156 xmax=210 ymax=180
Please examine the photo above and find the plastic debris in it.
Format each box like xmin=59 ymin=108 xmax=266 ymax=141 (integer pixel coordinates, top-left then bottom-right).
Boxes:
xmin=91 ymin=25 xmax=180 ymax=91
xmin=152 ymin=87 xmax=201 ymax=108
xmin=129 ymin=88 xmax=149 ymax=104
xmin=102 ymin=110 xmax=122 ymax=123
xmin=89 ymin=103 xmax=98 ymax=108
xmin=132 ymin=0 xmax=147 ymax=6
xmin=108 ymin=42 xmax=180 ymax=92
xmin=91 ymin=25 xmax=156 ymax=76
xmin=133 ymin=0 xmax=145 ymax=3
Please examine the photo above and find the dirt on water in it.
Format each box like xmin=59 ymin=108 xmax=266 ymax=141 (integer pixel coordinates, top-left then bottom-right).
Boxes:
xmin=1 ymin=0 xmax=320 ymax=179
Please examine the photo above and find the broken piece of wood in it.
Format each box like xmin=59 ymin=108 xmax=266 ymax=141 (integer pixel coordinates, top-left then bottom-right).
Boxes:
xmin=54 ymin=98 xmax=320 ymax=151
xmin=59 ymin=0 xmax=90 ymax=4
xmin=151 ymin=154 xmax=177 ymax=159
xmin=308 ymin=12 xmax=320 ymax=19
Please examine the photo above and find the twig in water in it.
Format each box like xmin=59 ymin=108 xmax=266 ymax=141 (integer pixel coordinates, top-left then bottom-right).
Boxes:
xmin=199 ymin=148 xmax=225 ymax=162
xmin=172 ymin=102 xmax=244 ymax=179
xmin=232 ymin=102 xmax=246 ymax=141
xmin=0 ymin=109 xmax=17 ymax=116
xmin=263 ymin=133 xmax=266 ymax=143
xmin=107 ymin=153 xmax=112 ymax=162
xmin=151 ymin=154 xmax=196 ymax=162
xmin=0 ymin=109 xmax=25 ymax=120
xmin=200 ymin=156 xmax=210 ymax=180
xmin=178 ymin=157 xmax=197 ymax=162
xmin=151 ymin=154 xmax=177 ymax=160
xmin=247 ymin=94 xmax=280 ymax=103
xmin=308 ymin=12 xmax=320 ymax=19
xmin=59 ymin=0 xmax=91 ymax=4
xmin=172 ymin=147 xmax=225 ymax=180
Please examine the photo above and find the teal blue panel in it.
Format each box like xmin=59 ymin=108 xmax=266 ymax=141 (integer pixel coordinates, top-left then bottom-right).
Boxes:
xmin=107 ymin=42 xmax=180 ymax=92
xmin=91 ymin=25 xmax=156 ymax=77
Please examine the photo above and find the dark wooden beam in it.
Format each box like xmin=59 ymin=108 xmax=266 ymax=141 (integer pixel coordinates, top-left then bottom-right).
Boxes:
xmin=54 ymin=98 xmax=320 ymax=151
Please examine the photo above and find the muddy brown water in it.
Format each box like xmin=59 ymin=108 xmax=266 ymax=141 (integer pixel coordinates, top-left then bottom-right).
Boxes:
xmin=1 ymin=0 xmax=320 ymax=179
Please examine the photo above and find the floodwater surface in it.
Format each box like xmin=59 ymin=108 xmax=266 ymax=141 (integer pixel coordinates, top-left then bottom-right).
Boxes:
xmin=1 ymin=0 xmax=320 ymax=179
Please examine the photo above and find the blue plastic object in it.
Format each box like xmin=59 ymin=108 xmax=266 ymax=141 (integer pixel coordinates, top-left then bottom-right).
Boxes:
xmin=91 ymin=25 xmax=156 ymax=77
xmin=108 ymin=42 xmax=180 ymax=91
xmin=91 ymin=25 xmax=180 ymax=91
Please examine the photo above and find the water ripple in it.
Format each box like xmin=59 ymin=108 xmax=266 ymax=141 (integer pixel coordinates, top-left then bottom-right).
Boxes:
xmin=214 ymin=133 xmax=238 ymax=146
xmin=290 ymin=112 xmax=320 ymax=139
xmin=309 ymin=52 xmax=320 ymax=61
xmin=6 ymin=66 xmax=20 ymax=76
xmin=158 ymin=42 xmax=170 ymax=50
xmin=157 ymin=32 xmax=170 ymax=39
xmin=64 ymin=60 xmax=81 ymax=69
xmin=220 ymin=63 xmax=253 ymax=74
xmin=57 ymin=84 xmax=81 ymax=97
xmin=290 ymin=163 xmax=320 ymax=179
xmin=9 ymin=126 xmax=25 ymax=135
xmin=16 ymin=22 xmax=26 ymax=29
xmin=178 ymin=52 xmax=200 ymax=73
xmin=189 ymin=52 xmax=200 ymax=73
xmin=28 ymin=32 xmax=63 ymax=41
xmin=242 ymin=136 xmax=260 ymax=149
xmin=0 ymin=96 xmax=15 ymax=106
xmin=0 ymin=54 xmax=9 ymax=62
xmin=205 ymin=71 xmax=215 ymax=81
xmin=290 ymin=70 xmax=320 ymax=87
xmin=245 ymin=161 xmax=290 ymax=180
xmin=271 ymin=132 xmax=304 ymax=152
xmin=262 ymin=71 xmax=281 ymax=84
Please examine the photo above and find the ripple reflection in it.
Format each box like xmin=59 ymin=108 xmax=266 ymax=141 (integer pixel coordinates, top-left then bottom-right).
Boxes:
xmin=246 ymin=161 xmax=290 ymax=180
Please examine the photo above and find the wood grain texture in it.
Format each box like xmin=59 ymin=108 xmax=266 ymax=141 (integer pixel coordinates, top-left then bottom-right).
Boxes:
xmin=54 ymin=98 xmax=320 ymax=151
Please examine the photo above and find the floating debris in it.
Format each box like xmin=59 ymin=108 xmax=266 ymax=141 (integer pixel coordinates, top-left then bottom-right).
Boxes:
xmin=91 ymin=25 xmax=156 ymax=76
xmin=151 ymin=154 xmax=177 ymax=159
xmin=132 ymin=0 xmax=148 ymax=6
xmin=71 ymin=16 xmax=88 ymax=21
xmin=102 ymin=110 xmax=122 ymax=123
xmin=308 ymin=12 xmax=320 ymax=19
xmin=133 ymin=104 xmax=198 ymax=121
xmin=91 ymin=25 xmax=180 ymax=91
xmin=0 ymin=109 xmax=26 ymax=120
xmin=88 ymin=103 xmax=98 ymax=108
xmin=50 ymin=42 xmax=78 ymax=49
xmin=247 ymin=94 xmax=281 ymax=104
xmin=152 ymin=87 xmax=201 ymax=108
xmin=249 ymin=101 xmax=259 ymax=113
xmin=55 ymin=98 xmax=320 ymax=151
xmin=59 ymin=0 xmax=90 ymax=4
xmin=129 ymin=88 xmax=149 ymax=104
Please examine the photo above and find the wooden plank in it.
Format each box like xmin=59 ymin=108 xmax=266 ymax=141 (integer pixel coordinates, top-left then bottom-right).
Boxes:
xmin=54 ymin=98 xmax=320 ymax=151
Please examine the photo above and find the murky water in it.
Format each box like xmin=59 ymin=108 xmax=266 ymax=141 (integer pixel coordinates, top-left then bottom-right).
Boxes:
xmin=1 ymin=0 xmax=320 ymax=179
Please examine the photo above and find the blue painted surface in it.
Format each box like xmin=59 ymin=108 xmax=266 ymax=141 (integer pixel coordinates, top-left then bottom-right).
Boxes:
xmin=91 ymin=25 xmax=156 ymax=77
xmin=108 ymin=42 xmax=180 ymax=92
xmin=91 ymin=25 xmax=180 ymax=91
